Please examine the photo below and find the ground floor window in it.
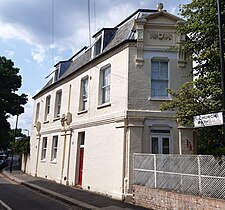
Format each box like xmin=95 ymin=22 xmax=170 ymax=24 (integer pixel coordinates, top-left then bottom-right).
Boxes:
xmin=41 ymin=137 xmax=47 ymax=160
xmin=51 ymin=135 xmax=58 ymax=162
xmin=150 ymin=129 xmax=172 ymax=154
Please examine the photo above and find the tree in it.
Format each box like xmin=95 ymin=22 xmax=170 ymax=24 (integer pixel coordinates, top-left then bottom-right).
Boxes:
xmin=0 ymin=56 xmax=27 ymax=149
xmin=160 ymin=0 xmax=225 ymax=154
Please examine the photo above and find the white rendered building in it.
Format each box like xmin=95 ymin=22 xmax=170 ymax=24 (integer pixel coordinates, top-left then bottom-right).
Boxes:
xmin=26 ymin=4 xmax=194 ymax=200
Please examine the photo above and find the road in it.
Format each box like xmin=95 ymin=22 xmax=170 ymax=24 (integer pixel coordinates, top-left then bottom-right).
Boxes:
xmin=0 ymin=174 xmax=82 ymax=210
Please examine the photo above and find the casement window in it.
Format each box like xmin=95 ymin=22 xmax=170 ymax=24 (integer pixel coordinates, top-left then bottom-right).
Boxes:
xmin=101 ymin=65 xmax=111 ymax=104
xmin=41 ymin=137 xmax=48 ymax=161
xmin=80 ymin=77 xmax=88 ymax=111
xmin=51 ymin=135 xmax=58 ymax=162
xmin=44 ymin=95 xmax=51 ymax=121
xmin=54 ymin=90 xmax=62 ymax=118
xmin=35 ymin=102 xmax=40 ymax=123
xmin=54 ymin=68 xmax=59 ymax=82
xmin=151 ymin=60 xmax=169 ymax=98
xmin=150 ymin=129 xmax=172 ymax=154
xmin=94 ymin=36 xmax=102 ymax=57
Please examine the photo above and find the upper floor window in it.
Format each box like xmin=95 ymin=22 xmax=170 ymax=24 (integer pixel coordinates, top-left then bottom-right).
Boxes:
xmin=101 ymin=65 xmax=111 ymax=104
xmin=151 ymin=60 xmax=169 ymax=98
xmin=35 ymin=102 xmax=40 ymax=123
xmin=80 ymin=77 xmax=88 ymax=111
xmin=54 ymin=68 xmax=59 ymax=82
xmin=94 ymin=36 xmax=102 ymax=57
xmin=44 ymin=95 xmax=51 ymax=121
xmin=51 ymin=135 xmax=58 ymax=163
xmin=54 ymin=90 xmax=62 ymax=118
xmin=41 ymin=137 xmax=48 ymax=161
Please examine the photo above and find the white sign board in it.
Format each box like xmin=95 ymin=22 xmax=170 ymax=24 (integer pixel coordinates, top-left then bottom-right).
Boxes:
xmin=194 ymin=112 xmax=223 ymax=128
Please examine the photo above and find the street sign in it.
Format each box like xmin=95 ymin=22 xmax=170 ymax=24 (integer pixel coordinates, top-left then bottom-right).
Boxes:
xmin=194 ymin=112 xmax=223 ymax=128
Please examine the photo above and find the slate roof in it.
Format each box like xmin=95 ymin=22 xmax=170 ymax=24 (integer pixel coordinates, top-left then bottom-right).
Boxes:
xmin=34 ymin=9 xmax=159 ymax=98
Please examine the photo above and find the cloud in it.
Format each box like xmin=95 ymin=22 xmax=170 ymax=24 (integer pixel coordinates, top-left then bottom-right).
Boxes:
xmin=169 ymin=6 xmax=177 ymax=15
xmin=5 ymin=50 xmax=14 ymax=57
xmin=31 ymin=46 xmax=46 ymax=64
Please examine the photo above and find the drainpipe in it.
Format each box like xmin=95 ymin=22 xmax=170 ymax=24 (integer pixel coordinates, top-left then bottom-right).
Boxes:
xmin=60 ymin=128 xmax=67 ymax=184
xmin=66 ymin=128 xmax=73 ymax=185
xmin=179 ymin=129 xmax=182 ymax=155
xmin=65 ymin=84 xmax=72 ymax=185
xmin=62 ymin=84 xmax=72 ymax=184
xmin=123 ymin=118 xmax=129 ymax=200
xmin=34 ymin=121 xmax=41 ymax=177
xmin=35 ymin=133 xmax=41 ymax=176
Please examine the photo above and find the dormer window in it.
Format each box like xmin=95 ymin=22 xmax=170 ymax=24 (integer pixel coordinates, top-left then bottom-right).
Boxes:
xmin=54 ymin=68 xmax=59 ymax=82
xmin=94 ymin=36 xmax=102 ymax=57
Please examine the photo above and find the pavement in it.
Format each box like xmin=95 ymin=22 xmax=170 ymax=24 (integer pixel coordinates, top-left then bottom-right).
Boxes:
xmin=2 ymin=165 xmax=148 ymax=210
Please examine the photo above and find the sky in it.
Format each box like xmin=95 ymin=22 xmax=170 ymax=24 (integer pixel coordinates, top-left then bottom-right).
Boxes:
xmin=0 ymin=0 xmax=191 ymax=135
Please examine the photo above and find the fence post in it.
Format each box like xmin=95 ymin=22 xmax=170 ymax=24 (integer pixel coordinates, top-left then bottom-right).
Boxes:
xmin=197 ymin=155 xmax=202 ymax=196
xmin=154 ymin=154 xmax=157 ymax=188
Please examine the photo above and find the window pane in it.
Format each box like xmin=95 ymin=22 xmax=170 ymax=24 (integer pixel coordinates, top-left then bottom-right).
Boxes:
xmin=51 ymin=136 xmax=58 ymax=161
xmin=80 ymin=132 xmax=85 ymax=145
xmin=35 ymin=103 xmax=40 ymax=123
xmin=41 ymin=137 xmax=47 ymax=160
xmin=55 ymin=91 xmax=62 ymax=118
xmin=102 ymin=67 xmax=111 ymax=104
xmin=159 ymin=81 xmax=168 ymax=97
xmin=152 ymin=137 xmax=159 ymax=154
xmin=151 ymin=80 xmax=158 ymax=97
xmin=160 ymin=62 xmax=168 ymax=79
xmin=95 ymin=37 xmax=102 ymax=56
xmin=45 ymin=96 xmax=51 ymax=120
xmin=151 ymin=61 xmax=159 ymax=79
xmin=81 ymin=78 xmax=88 ymax=110
xmin=162 ymin=137 xmax=170 ymax=154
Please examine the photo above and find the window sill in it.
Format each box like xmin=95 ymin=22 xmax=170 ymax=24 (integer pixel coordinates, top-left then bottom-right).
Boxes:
xmin=43 ymin=120 xmax=49 ymax=124
xmin=148 ymin=97 xmax=172 ymax=101
xmin=77 ymin=110 xmax=88 ymax=115
xmin=50 ymin=160 xmax=57 ymax=164
xmin=97 ymin=102 xmax=111 ymax=109
xmin=53 ymin=117 xmax=60 ymax=121
xmin=40 ymin=159 xmax=46 ymax=163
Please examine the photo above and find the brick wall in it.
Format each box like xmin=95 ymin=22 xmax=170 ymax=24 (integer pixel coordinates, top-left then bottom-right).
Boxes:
xmin=133 ymin=185 xmax=225 ymax=210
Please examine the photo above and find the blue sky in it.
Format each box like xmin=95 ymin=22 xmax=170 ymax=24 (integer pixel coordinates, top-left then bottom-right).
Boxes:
xmin=0 ymin=0 xmax=191 ymax=134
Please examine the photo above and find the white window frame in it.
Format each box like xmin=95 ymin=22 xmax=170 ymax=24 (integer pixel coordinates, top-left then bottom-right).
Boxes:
xmin=44 ymin=95 xmax=51 ymax=121
xmin=150 ymin=136 xmax=172 ymax=154
xmin=54 ymin=90 xmax=62 ymax=118
xmin=80 ymin=77 xmax=89 ymax=111
xmin=151 ymin=59 xmax=169 ymax=99
xmin=41 ymin=137 xmax=48 ymax=161
xmin=51 ymin=135 xmax=58 ymax=163
xmin=100 ymin=65 xmax=111 ymax=104
xmin=150 ymin=129 xmax=172 ymax=154
xmin=92 ymin=36 xmax=102 ymax=58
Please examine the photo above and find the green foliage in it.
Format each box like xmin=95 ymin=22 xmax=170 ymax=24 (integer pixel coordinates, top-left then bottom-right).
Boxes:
xmin=0 ymin=56 xmax=27 ymax=149
xmin=13 ymin=137 xmax=30 ymax=155
xmin=161 ymin=0 xmax=225 ymax=151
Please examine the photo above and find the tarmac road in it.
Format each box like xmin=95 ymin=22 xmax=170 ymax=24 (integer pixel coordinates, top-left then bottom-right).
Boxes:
xmin=0 ymin=174 xmax=83 ymax=210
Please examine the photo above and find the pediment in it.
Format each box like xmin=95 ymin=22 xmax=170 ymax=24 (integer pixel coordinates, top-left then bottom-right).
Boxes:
xmin=144 ymin=11 xmax=181 ymax=25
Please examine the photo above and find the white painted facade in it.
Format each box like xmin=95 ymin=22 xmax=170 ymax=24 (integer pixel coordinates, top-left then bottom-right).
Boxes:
xmin=26 ymin=7 xmax=194 ymax=200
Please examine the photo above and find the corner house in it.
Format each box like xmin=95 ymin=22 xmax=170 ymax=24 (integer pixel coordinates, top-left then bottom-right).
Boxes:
xmin=26 ymin=3 xmax=194 ymax=200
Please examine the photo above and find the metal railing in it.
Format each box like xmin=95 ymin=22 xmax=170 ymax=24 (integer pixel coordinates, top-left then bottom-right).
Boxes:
xmin=133 ymin=154 xmax=225 ymax=199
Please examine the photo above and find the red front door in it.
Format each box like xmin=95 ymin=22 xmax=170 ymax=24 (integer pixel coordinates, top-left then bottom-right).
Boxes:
xmin=78 ymin=148 xmax=84 ymax=185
